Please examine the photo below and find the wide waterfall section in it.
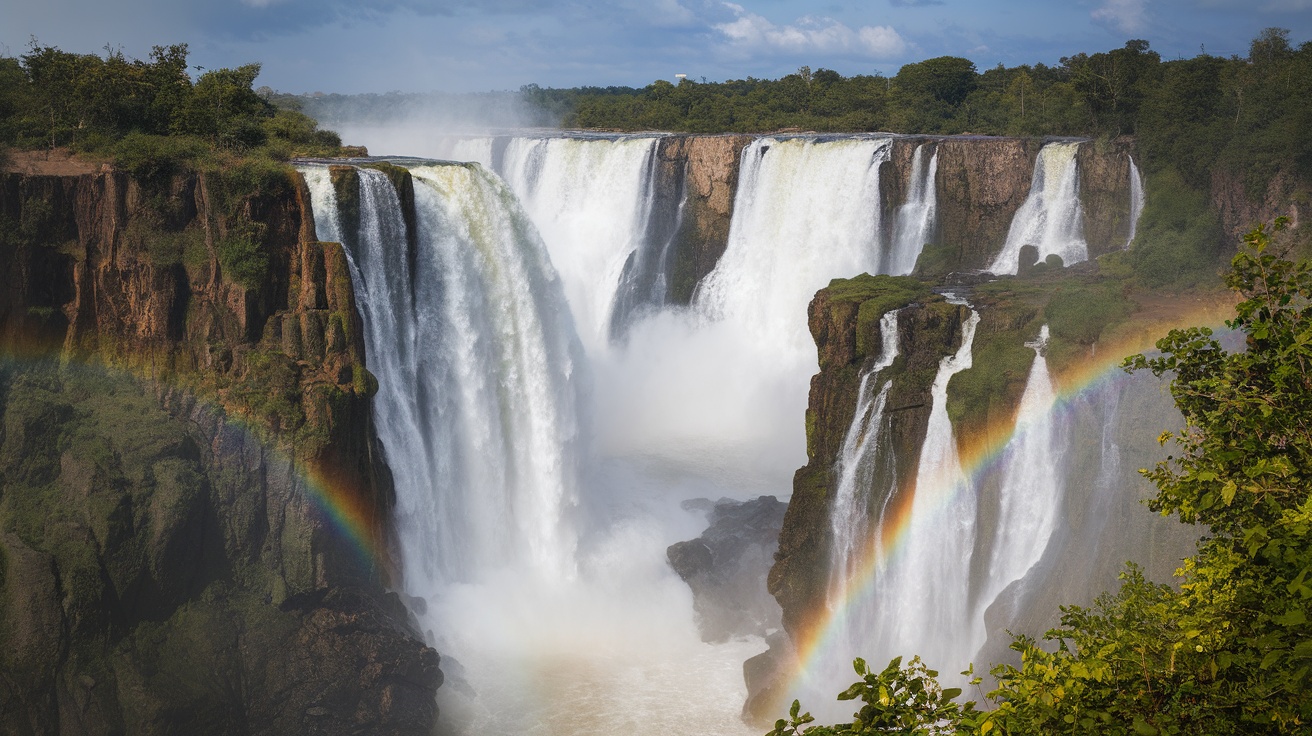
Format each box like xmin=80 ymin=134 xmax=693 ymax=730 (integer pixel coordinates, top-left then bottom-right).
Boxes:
xmin=497 ymin=135 xmax=661 ymax=352
xmin=297 ymin=131 xmax=1188 ymax=733
xmin=988 ymin=141 xmax=1089 ymax=274
xmin=302 ymin=161 xmax=761 ymax=736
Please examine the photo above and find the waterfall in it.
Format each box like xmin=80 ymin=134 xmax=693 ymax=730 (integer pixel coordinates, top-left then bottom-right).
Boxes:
xmin=301 ymin=162 xmax=587 ymax=585
xmin=1125 ymin=156 xmax=1145 ymax=249
xmin=974 ymin=325 xmax=1064 ymax=626
xmin=865 ymin=305 xmax=980 ymax=672
xmin=885 ymin=144 xmax=938 ymax=276
xmin=697 ymin=137 xmax=892 ymax=363
xmin=299 ymin=166 xmax=343 ymax=244
xmin=988 ymin=141 xmax=1088 ymax=274
xmin=497 ymin=136 xmax=661 ymax=351
xmin=608 ymin=153 xmax=688 ymax=340
xmin=827 ymin=310 xmax=901 ymax=603
xmin=302 ymin=161 xmax=765 ymax=735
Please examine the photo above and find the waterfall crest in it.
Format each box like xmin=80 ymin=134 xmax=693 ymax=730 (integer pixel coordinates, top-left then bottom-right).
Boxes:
xmin=696 ymin=137 xmax=892 ymax=362
xmin=498 ymin=136 xmax=661 ymax=351
xmin=989 ymin=142 xmax=1088 ymax=274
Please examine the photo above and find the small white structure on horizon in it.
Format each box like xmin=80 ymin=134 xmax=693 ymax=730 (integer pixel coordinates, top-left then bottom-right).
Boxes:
xmin=675 ymin=73 xmax=687 ymax=81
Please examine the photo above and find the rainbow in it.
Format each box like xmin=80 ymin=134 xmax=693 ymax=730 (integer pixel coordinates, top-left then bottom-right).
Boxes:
xmin=779 ymin=293 xmax=1237 ymax=704
xmin=0 ymin=349 xmax=387 ymax=574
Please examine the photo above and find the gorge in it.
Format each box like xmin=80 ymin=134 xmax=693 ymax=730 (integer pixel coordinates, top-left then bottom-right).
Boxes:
xmin=0 ymin=129 xmax=1269 ymax=734
xmin=305 ymin=132 xmax=1202 ymax=730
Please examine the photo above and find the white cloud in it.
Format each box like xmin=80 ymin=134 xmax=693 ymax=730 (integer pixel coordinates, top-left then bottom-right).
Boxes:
xmin=1091 ymin=0 xmax=1149 ymax=34
xmin=715 ymin=3 xmax=907 ymax=58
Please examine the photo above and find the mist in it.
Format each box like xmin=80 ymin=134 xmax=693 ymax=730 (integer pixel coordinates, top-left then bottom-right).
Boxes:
xmin=291 ymin=89 xmax=570 ymax=157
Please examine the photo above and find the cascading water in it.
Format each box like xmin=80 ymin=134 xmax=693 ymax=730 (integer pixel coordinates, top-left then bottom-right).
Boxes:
xmin=303 ymin=162 xmax=587 ymax=584
xmin=302 ymin=160 xmax=760 ymax=735
xmin=697 ymin=137 xmax=891 ymax=356
xmin=296 ymin=131 xmax=1191 ymax=734
xmin=885 ymin=143 xmax=938 ymax=276
xmin=497 ymin=136 xmax=662 ymax=351
xmin=1126 ymin=156 xmax=1146 ymax=249
xmin=865 ymin=305 xmax=980 ymax=671
xmin=974 ymin=325 xmax=1065 ymax=629
xmin=988 ymin=141 xmax=1088 ymax=274
xmin=827 ymin=310 xmax=902 ymax=603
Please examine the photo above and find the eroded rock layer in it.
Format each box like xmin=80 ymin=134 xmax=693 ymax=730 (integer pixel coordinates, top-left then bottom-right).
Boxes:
xmin=0 ymin=165 xmax=439 ymax=736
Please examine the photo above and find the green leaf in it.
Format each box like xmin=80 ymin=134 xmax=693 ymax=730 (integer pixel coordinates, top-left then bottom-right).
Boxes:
xmin=1261 ymin=649 xmax=1284 ymax=670
xmin=1274 ymin=608 xmax=1306 ymax=627
xmin=942 ymin=687 xmax=962 ymax=700
xmin=1132 ymin=716 xmax=1159 ymax=735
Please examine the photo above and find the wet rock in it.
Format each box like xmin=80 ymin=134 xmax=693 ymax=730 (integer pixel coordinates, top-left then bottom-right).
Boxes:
xmin=667 ymin=495 xmax=787 ymax=643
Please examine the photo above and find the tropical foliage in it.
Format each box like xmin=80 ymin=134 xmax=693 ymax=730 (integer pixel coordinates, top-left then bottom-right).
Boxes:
xmin=0 ymin=40 xmax=347 ymax=164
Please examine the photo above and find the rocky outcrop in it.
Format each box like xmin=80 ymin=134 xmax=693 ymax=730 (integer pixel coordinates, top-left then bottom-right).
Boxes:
xmin=666 ymin=496 xmax=787 ymax=643
xmin=1076 ymin=137 xmax=1137 ymax=257
xmin=657 ymin=134 xmax=754 ymax=304
xmin=0 ymin=163 xmax=439 ymax=735
xmin=767 ymin=276 xmax=966 ymax=641
xmin=1211 ymin=167 xmax=1306 ymax=248
xmin=931 ymin=137 xmax=1041 ymax=272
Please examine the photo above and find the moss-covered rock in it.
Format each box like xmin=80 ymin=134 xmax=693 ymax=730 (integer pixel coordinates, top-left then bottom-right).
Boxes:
xmin=0 ymin=360 xmax=440 ymax=736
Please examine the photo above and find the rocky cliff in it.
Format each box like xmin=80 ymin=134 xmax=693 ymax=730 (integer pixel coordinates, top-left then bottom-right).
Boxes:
xmin=767 ymin=276 xmax=967 ymax=639
xmin=0 ymin=162 xmax=440 ymax=735
xmin=928 ymin=137 xmax=1041 ymax=273
xmin=656 ymin=134 xmax=754 ymax=304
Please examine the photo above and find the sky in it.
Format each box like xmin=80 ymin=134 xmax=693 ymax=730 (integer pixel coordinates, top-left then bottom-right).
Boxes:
xmin=4 ymin=0 xmax=1312 ymax=94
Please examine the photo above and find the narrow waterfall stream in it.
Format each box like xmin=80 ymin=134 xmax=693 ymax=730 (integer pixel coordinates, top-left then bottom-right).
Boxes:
xmin=886 ymin=143 xmax=938 ymax=276
xmin=1126 ymin=156 xmax=1146 ymax=248
xmin=827 ymin=310 xmax=902 ymax=604
xmin=868 ymin=305 xmax=981 ymax=671
xmin=971 ymin=325 xmax=1065 ymax=647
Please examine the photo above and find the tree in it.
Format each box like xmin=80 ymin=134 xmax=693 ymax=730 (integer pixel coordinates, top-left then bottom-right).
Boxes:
xmin=174 ymin=63 xmax=271 ymax=149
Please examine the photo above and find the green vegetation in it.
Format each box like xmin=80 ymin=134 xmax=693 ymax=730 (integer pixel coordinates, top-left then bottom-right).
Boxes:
xmin=773 ymin=222 xmax=1312 ymax=734
xmin=0 ymin=40 xmax=355 ymax=293
xmin=0 ymin=41 xmax=344 ymax=160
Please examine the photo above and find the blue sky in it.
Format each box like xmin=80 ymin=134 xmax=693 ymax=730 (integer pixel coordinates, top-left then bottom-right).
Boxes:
xmin=4 ymin=0 xmax=1312 ymax=93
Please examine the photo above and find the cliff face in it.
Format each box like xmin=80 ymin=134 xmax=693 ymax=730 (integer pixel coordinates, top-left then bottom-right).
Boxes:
xmin=1076 ymin=137 xmax=1137 ymax=257
xmin=656 ymin=135 xmax=754 ymax=304
xmin=0 ymin=165 xmax=439 ymax=735
xmin=931 ymin=137 xmax=1041 ymax=271
xmin=767 ymin=276 xmax=966 ymax=638
xmin=1211 ymin=167 xmax=1306 ymax=247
